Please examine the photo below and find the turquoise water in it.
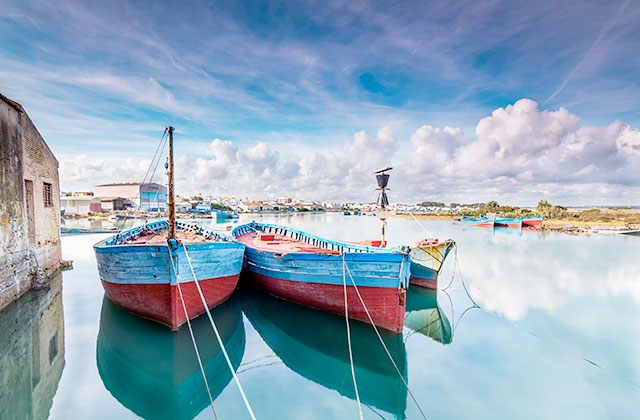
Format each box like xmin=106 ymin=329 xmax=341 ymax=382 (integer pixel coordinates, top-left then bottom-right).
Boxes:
xmin=1 ymin=214 xmax=639 ymax=419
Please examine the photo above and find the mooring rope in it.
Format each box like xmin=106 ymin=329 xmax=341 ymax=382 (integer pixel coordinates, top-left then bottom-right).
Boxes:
xmin=407 ymin=209 xmax=432 ymax=238
xmin=167 ymin=249 xmax=218 ymax=420
xmin=341 ymin=253 xmax=364 ymax=420
xmin=342 ymin=259 xmax=428 ymax=420
xmin=181 ymin=243 xmax=257 ymax=420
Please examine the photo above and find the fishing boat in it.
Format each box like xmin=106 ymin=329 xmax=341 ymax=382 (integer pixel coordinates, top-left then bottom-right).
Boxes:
xmin=94 ymin=127 xmax=245 ymax=330
xmin=453 ymin=216 xmax=495 ymax=228
xmin=97 ymin=296 xmax=245 ymax=419
xmin=404 ymin=288 xmax=452 ymax=344
xmin=493 ymin=217 xmax=523 ymax=228
xmin=409 ymin=238 xmax=456 ymax=289
xmin=241 ymin=289 xmax=408 ymax=418
xmin=232 ymin=221 xmax=410 ymax=333
xmin=521 ymin=216 xmax=543 ymax=228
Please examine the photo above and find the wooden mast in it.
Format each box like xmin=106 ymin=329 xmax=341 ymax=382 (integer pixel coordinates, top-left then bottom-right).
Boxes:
xmin=167 ymin=126 xmax=176 ymax=240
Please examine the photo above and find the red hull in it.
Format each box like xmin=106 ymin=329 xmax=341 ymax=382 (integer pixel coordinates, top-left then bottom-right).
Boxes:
xmin=102 ymin=275 xmax=239 ymax=330
xmin=409 ymin=276 xmax=437 ymax=290
xmin=247 ymin=272 xmax=405 ymax=333
xmin=522 ymin=219 xmax=543 ymax=228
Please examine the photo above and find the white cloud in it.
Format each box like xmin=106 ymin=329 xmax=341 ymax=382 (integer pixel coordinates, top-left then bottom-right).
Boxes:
xmin=58 ymin=99 xmax=640 ymax=204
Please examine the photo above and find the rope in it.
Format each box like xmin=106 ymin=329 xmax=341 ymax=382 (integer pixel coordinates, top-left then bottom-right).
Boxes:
xmin=407 ymin=209 xmax=431 ymax=238
xmin=181 ymin=243 xmax=257 ymax=420
xmin=167 ymin=249 xmax=218 ymax=420
xmin=113 ymin=129 xmax=168 ymax=231
xmin=342 ymin=259 xmax=428 ymax=420
xmin=341 ymin=253 xmax=364 ymax=420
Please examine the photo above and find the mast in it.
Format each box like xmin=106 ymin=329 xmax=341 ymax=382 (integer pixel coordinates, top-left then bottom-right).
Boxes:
xmin=374 ymin=167 xmax=392 ymax=246
xmin=167 ymin=126 xmax=176 ymax=240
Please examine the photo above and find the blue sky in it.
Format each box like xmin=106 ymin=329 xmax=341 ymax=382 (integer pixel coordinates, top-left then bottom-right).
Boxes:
xmin=1 ymin=0 xmax=639 ymax=204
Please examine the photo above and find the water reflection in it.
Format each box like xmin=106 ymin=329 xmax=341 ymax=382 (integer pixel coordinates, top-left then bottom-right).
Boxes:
xmin=96 ymin=295 xmax=245 ymax=419
xmin=0 ymin=273 xmax=64 ymax=420
xmin=404 ymin=288 xmax=452 ymax=345
xmin=240 ymin=288 xmax=408 ymax=418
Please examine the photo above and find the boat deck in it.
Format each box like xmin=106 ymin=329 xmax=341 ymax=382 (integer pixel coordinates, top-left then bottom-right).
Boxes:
xmin=236 ymin=232 xmax=340 ymax=256
xmin=123 ymin=229 xmax=210 ymax=245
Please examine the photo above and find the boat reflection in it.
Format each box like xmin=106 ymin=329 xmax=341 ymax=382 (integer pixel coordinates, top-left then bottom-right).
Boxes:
xmin=240 ymin=289 xmax=408 ymax=418
xmin=96 ymin=295 xmax=245 ymax=419
xmin=0 ymin=273 xmax=64 ymax=420
xmin=405 ymin=288 xmax=452 ymax=344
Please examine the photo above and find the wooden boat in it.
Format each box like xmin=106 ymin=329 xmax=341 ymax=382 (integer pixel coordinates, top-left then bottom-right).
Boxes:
xmin=409 ymin=238 xmax=455 ymax=289
xmin=404 ymin=288 xmax=452 ymax=344
xmin=241 ymin=289 xmax=408 ymax=417
xmin=96 ymin=296 xmax=245 ymax=419
xmin=521 ymin=216 xmax=543 ymax=228
xmin=493 ymin=217 xmax=523 ymax=228
xmin=232 ymin=221 xmax=410 ymax=333
xmin=93 ymin=127 xmax=245 ymax=330
xmin=453 ymin=216 xmax=495 ymax=228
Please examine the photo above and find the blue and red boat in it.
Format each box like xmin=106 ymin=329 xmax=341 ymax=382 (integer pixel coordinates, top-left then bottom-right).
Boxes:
xmin=232 ymin=222 xmax=410 ymax=333
xmin=409 ymin=238 xmax=456 ymax=289
xmin=521 ymin=216 xmax=543 ymax=228
xmin=94 ymin=127 xmax=245 ymax=330
xmin=493 ymin=217 xmax=523 ymax=228
xmin=453 ymin=216 xmax=495 ymax=228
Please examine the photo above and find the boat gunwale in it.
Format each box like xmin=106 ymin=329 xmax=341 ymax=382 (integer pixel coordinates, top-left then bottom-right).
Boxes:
xmin=232 ymin=221 xmax=407 ymax=256
xmin=94 ymin=219 xmax=239 ymax=250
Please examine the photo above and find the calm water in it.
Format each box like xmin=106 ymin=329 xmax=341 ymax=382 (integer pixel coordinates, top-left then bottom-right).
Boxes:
xmin=2 ymin=214 xmax=639 ymax=419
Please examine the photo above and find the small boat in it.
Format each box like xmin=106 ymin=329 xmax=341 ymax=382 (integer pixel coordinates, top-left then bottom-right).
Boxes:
xmin=97 ymin=296 xmax=245 ymax=419
xmin=61 ymin=227 xmax=119 ymax=235
xmin=241 ymin=289 xmax=408 ymax=417
xmin=232 ymin=221 xmax=410 ymax=333
xmin=521 ymin=216 xmax=543 ymax=228
xmin=409 ymin=238 xmax=455 ymax=289
xmin=94 ymin=127 xmax=245 ymax=330
xmin=453 ymin=216 xmax=495 ymax=228
xmin=493 ymin=217 xmax=523 ymax=228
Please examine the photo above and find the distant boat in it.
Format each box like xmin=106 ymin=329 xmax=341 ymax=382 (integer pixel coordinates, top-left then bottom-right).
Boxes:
xmin=343 ymin=210 xmax=351 ymax=215
xmin=96 ymin=296 xmax=245 ymax=419
xmin=493 ymin=217 xmax=523 ymax=228
xmin=61 ymin=227 xmax=119 ymax=235
xmin=404 ymin=288 xmax=452 ymax=345
xmin=409 ymin=238 xmax=455 ymax=289
xmin=93 ymin=127 xmax=245 ymax=330
xmin=453 ymin=216 xmax=495 ymax=228
xmin=232 ymin=221 xmax=410 ymax=333
xmin=241 ymin=289 xmax=408 ymax=417
xmin=521 ymin=216 xmax=543 ymax=228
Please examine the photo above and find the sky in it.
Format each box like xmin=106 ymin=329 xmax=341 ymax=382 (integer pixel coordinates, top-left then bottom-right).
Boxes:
xmin=1 ymin=0 xmax=639 ymax=205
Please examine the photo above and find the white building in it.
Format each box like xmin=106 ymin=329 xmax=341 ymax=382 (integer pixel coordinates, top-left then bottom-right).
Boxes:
xmin=60 ymin=195 xmax=102 ymax=215
xmin=93 ymin=183 xmax=167 ymax=211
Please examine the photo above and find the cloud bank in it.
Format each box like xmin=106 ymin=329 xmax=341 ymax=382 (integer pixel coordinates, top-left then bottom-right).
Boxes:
xmin=60 ymin=99 xmax=640 ymax=204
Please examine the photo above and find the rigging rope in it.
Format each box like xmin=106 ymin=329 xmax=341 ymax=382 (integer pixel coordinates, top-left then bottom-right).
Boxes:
xmin=167 ymin=249 xmax=218 ymax=420
xmin=181 ymin=243 xmax=257 ymax=420
xmin=342 ymin=258 xmax=428 ymax=420
xmin=341 ymin=253 xmax=364 ymax=420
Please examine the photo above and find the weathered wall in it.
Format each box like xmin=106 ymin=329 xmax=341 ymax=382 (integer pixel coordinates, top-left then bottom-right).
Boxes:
xmin=0 ymin=97 xmax=61 ymax=310
xmin=21 ymin=111 xmax=61 ymax=278
xmin=0 ymin=100 xmax=31 ymax=308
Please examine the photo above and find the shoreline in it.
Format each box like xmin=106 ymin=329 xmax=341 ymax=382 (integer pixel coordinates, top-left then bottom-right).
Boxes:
xmin=392 ymin=213 xmax=640 ymax=235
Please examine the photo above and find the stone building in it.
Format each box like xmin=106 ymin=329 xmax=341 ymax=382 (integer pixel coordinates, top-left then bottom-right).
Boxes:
xmin=0 ymin=93 xmax=62 ymax=310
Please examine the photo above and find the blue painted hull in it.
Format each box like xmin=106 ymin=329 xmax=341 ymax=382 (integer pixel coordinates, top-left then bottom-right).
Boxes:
xmin=93 ymin=220 xmax=245 ymax=329
xmin=232 ymin=222 xmax=410 ymax=333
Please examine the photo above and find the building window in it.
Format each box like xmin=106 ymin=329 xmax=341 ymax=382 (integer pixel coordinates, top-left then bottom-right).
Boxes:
xmin=43 ymin=183 xmax=53 ymax=208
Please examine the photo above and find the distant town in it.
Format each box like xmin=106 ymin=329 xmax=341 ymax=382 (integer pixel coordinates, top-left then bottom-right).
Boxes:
xmin=60 ymin=181 xmax=492 ymax=218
